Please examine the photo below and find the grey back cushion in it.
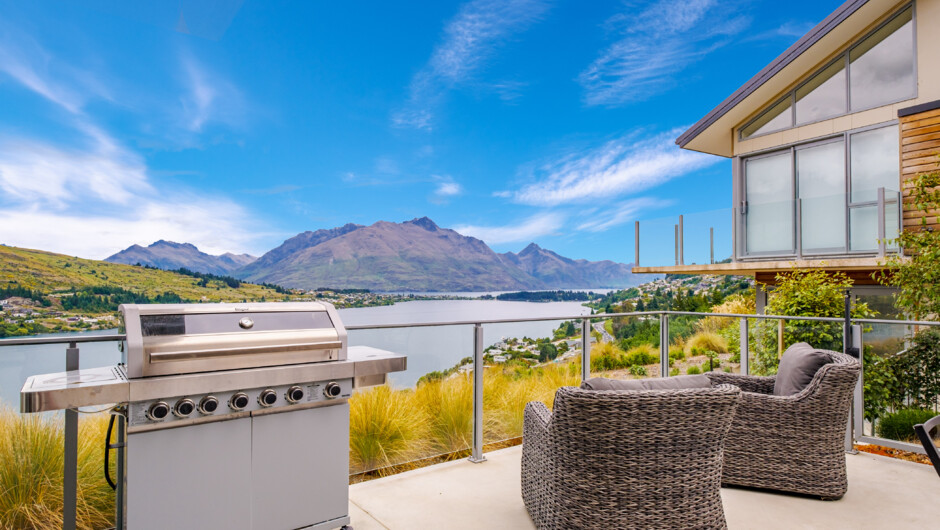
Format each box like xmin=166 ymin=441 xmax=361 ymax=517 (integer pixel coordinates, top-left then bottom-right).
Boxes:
xmin=773 ymin=342 xmax=832 ymax=396
xmin=581 ymin=374 xmax=712 ymax=391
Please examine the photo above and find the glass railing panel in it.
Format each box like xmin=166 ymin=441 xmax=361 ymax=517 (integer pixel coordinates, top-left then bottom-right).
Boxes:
xmin=746 ymin=318 xmax=845 ymax=376
xmin=589 ymin=315 xmax=662 ymax=380
xmin=347 ymin=325 xmax=473 ymax=477
xmin=637 ymin=213 xmax=679 ymax=267
xmin=679 ymin=207 xmax=734 ymax=266
xmin=0 ymin=335 xmax=122 ymax=529
xmin=672 ymin=314 xmax=744 ymax=376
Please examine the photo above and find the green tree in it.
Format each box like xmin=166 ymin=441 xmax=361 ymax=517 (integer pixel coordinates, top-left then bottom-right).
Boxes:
xmin=753 ymin=269 xmax=874 ymax=375
xmin=877 ymin=168 xmax=940 ymax=319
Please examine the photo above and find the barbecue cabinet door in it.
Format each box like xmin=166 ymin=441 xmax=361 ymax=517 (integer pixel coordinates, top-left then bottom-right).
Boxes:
xmin=126 ymin=417 xmax=252 ymax=530
xmin=251 ymin=403 xmax=350 ymax=529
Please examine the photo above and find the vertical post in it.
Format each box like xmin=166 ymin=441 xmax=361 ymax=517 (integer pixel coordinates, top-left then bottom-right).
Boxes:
xmin=777 ymin=319 xmax=785 ymax=358
xmin=469 ymin=323 xmax=486 ymax=463
xmin=795 ymin=198 xmax=803 ymax=260
xmin=739 ymin=318 xmax=749 ymax=376
xmin=732 ymin=207 xmax=738 ymax=262
xmin=115 ymin=411 xmax=126 ymax=530
xmin=659 ymin=314 xmax=670 ymax=378
xmin=581 ymin=319 xmax=590 ymax=382
xmin=850 ymin=324 xmax=863 ymax=453
xmin=678 ymin=215 xmax=684 ymax=266
xmin=877 ymin=187 xmax=886 ymax=257
xmin=674 ymin=224 xmax=679 ymax=266
xmin=64 ymin=342 xmax=79 ymax=530
xmin=634 ymin=221 xmax=640 ymax=267
xmin=709 ymin=227 xmax=714 ymax=264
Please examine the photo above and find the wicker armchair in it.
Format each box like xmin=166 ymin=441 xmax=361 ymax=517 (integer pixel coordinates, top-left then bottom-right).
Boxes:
xmin=705 ymin=350 xmax=860 ymax=499
xmin=522 ymin=385 xmax=742 ymax=529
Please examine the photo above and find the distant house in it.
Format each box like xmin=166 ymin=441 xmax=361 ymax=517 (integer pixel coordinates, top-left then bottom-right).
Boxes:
xmin=635 ymin=0 xmax=936 ymax=313
xmin=492 ymin=355 xmax=508 ymax=363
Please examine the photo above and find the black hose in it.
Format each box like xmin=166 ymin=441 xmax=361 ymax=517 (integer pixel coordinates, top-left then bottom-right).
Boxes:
xmin=105 ymin=412 xmax=117 ymax=490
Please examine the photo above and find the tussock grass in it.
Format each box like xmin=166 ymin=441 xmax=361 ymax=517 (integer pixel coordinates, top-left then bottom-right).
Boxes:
xmin=696 ymin=294 xmax=755 ymax=333
xmin=412 ymin=375 xmax=474 ymax=455
xmin=0 ymin=408 xmax=114 ymax=530
xmin=349 ymin=386 xmax=429 ymax=474
xmin=684 ymin=331 xmax=729 ymax=354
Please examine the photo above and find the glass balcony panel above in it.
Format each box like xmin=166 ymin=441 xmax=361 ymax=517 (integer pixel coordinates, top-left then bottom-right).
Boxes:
xmin=849 ymin=199 xmax=900 ymax=252
xmin=795 ymin=60 xmax=846 ymax=124
xmin=849 ymin=7 xmax=915 ymax=111
xmin=850 ymin=125 xmax=900 ymax=203
xmin=797 ymin=140 xmax=845 ymax=252
xmin=745 ymin=152 xmax=793 ymax=254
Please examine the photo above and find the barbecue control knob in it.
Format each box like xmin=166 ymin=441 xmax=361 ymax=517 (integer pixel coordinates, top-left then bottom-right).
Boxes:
xmin=258 ymin=389 xmax=278 ymax=407
xmin=199 ymin=396 xmax=219 ymax=414
xmin=324 ymin=382 xmax=342 ymax=399
xmin=174 ymin=398 xmax=195 ymax=418
xmin=147 ymin=401 xmax=170 ymax=421
xmin=286 ymin=386 xmax=305 ymax=404
xmin=230 ymin=392 xmax=250 ymax=411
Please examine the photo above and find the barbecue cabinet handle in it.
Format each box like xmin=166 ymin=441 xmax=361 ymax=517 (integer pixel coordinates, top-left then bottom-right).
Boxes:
xmin=148 ymin=341 xmax=343 ymax=362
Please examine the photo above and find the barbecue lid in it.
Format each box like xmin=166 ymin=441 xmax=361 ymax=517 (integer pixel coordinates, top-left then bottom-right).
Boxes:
xmin=120 ymin=302 xmax=348 ymax=379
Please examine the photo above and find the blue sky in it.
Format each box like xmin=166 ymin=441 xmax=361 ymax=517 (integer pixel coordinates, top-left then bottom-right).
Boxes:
xmin=0 ymin=0 xmax=841 ymax=263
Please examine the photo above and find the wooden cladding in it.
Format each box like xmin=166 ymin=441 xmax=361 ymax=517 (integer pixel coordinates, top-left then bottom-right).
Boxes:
xmin=900 ymin=107 xmax=940 ymax=231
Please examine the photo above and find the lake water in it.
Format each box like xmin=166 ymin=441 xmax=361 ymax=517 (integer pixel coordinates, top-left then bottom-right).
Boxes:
xmin=0 ymin=299 xmax=591 ymax=407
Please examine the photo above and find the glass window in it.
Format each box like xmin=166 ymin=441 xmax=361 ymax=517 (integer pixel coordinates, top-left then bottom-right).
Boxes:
xmin=850 ymin=125 xmax=900 ymax=202
xmin=850 ymin=8 xmax=915 ymax=111
xmin=850 ymin=202 xmax=899 ymax=251
xmin=797 ymin=140 xmax=846 ymax=251
xmin=795 ymin=60 xmax=846 ymax=124
xmin=745 ymin=152 xmax=793 ymax=253
xmin=741 ymin=98 xmax=792 ymax=139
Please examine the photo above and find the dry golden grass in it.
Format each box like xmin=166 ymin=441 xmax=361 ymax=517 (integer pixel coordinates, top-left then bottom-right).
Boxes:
xmin=696 ymin=294 xmax=755 ymax=333
xmin=684 ymin=331 xmax=729 ymax=354
xmin=0 ymin=408 xmax=114 ymax=530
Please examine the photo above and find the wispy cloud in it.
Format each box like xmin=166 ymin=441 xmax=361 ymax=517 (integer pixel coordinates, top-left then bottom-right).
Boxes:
xmin=576 ymin=197 xmax=669 ymax=232
xmin=579 ymin=0 xmax=749 ymax=106
xmin=179 ymin=52 xmax=245 ymax=133
xmin=453 ymin=211 xmax=564 ymax=244
xmin=430 ymin=175 xmax=463 ymax=204
xmin=505 ymin=128 xmax=718 ymax=206
xmin=392 ymin=0 xmax=551 ymax=130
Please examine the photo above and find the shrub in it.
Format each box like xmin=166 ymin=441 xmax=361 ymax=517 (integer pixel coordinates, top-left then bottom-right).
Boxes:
xmin=685 ymin=332 xmax=728 ymax=355
xmin=625 ymin=345 xmax=657 ymax=366
xmin=696 ymin=293 xmax=755 ymax=333
xmin=590 ymin=342 xmax=629 ymax=372
xmin=349 ymin=386 xmax=428 ymax=474
xmin=669 ymin=367 xmax=680 ymax=376
xmin=876 ymin=408 xmax=937 ymax=442
xmin=686 ymin=366 xmax=701 ymax=375
xmin=729 ymin=352 xmax=740 ymax=363
xmin=668 ymin=348 xmax=685 ymax=361
xmin=629 ymin=365 xmax=647 ymax=377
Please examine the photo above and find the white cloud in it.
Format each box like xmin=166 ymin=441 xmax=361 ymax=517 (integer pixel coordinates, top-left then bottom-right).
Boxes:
xmin=579 ymin=0 xmax=749 ymax=106
xmin=508 ymin=128 xmax=719 ymax=206
xmin=576 ymin=197 xmax=669 ymax=232
xmin=453 ymin=212 xmax=564 ymax=244
xmin=393 ymin=0 xmax=551 ymax=129
xmin=179 ymin=52 xmax=244 ymax=133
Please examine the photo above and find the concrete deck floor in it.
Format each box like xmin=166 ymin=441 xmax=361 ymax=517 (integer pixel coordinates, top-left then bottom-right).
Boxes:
xmin=348 ymin=446 xmax=939 ymax=529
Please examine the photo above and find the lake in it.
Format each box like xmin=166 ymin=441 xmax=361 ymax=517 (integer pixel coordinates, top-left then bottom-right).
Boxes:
xmin=0 ymin=299 xmax=591 ymax=407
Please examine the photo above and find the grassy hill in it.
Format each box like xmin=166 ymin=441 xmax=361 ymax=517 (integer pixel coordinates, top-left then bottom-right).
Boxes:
xmin=0 ymin=245 xmax=289 ymax=302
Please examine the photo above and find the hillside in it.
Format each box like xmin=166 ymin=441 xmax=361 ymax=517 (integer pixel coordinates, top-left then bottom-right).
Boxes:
xmin=234 ymin=217 xmax=643 ymax=291
xmin=0 ymin=245 xmax=281 ymax=302
xmin=106 ymin=240 xmax=256 ymax=275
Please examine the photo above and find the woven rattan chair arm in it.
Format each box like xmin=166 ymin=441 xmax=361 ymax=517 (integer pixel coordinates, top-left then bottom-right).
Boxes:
xmin=524 ymin=400 xmax=552 ymax=432
xmin=706 ymin=372 xmax=776 ymax=394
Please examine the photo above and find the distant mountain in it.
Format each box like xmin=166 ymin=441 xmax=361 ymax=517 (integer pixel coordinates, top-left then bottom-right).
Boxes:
xmin=499 ymin=243 xmax=637 ymax=289
xmin=234 ymin=217 xmax=643 ymax=291
xmin=106 ymin=240 xmax=257 ymax=275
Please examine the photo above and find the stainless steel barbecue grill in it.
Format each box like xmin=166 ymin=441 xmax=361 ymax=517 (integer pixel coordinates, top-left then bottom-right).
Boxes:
xmin=20 ymin=302 xmax=406 ymax=530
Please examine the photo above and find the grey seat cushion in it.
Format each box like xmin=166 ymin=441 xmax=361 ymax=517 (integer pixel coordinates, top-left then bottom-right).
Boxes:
xmin=581 ymin=374 xmax=712 ymax=391
xmin=773 ymin=342 xmax=832 ymax=396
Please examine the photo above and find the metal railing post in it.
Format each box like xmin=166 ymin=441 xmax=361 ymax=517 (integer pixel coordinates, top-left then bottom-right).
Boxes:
xmin=710 ymin=227 xmax=714 ymax=264
xmin=581 ymin=318 xmax=591 ymax=382
xmin=796 ymin=198 xmax=803 ymax=260
xmin=877 ymin=187 xmax=886 ymax=257
xmin=678 ymin=215 xmax=684 ymax=266
xmin=634 ymin=221 xmax=640 ymax=267
xmin=732 ymin=207 xmax=737 ymax=262
xmin=849 ymin=324 xmax=863 ymax=454
xmin=674 ymin=224 xmax=679 ymax=266
xmin=64 ymin=342 xmax=79 ymax=530
xmin=740 ymin=318 xmax=749 ymax=376
xmin=469 ymin=323 xmax=486 ymax=463
xmin=659 ymin=314 xmax=670 ymax=378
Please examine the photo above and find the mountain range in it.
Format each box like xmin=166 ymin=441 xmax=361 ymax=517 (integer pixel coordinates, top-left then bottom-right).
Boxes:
xmin=107 ymin=218 xmax=644 ymax=291
xmin=106 ymin=240 xmax=257 ymax=276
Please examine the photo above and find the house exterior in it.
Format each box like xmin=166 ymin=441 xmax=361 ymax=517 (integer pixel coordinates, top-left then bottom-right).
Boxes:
xmin=634 ymin=0 xmax=940 ymax=312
